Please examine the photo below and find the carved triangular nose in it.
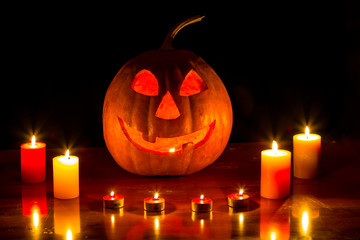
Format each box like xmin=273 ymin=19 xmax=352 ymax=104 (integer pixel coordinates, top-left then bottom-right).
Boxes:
xmin=155 ymin=91 xmax=180 ymax=120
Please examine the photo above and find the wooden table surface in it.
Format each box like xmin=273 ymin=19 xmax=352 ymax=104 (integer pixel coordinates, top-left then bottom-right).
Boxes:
xmin=1 ymin=140 xmax=360 ymax=239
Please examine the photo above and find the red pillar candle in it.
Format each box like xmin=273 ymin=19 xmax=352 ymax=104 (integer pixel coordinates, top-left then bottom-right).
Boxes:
xmin=228 ymin=189 xmax=249 ymax=208
xmin=191 ymin=195 xmax=213 ymax=212
xmin=103 ymin=191 xmax=124 ymax=209
xmin=261 ymin=141 xmax=291 ymax=199
xmin=21 ymin=136 xmax=46 ymax=183
xmin=144 ymin=193 xmax=165 ymax=212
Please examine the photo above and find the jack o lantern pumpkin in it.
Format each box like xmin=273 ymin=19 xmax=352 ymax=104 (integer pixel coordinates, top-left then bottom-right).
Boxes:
xmin=103 ymin=16 xmax=232 ymax=176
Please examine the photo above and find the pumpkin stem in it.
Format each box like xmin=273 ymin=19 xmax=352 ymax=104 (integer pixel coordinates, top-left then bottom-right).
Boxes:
xmin=160 ymin=15 xmax=205 ymax=50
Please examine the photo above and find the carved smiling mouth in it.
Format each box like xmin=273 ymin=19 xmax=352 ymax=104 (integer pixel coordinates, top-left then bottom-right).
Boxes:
xmin=118 ymin=117 xmax=215 ymax=155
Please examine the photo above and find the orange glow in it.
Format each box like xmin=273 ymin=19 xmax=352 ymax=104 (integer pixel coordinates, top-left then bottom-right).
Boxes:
xmin=155 ymin=91 xmax=180 ymax=120
xmin=169 ymin=147 xmax=175 ymax=153
xmin=131 ymin=69 xmax=159 ymax=96
xmin=31 ymin=135 xmax=36 ymax=148
xmin=180 ymin=69 xmax=207 ymax=96
xmin=154 ymin=193 xmax=159 ymax=199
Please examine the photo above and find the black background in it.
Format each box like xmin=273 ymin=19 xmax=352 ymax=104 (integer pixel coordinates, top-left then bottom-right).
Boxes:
xmin=2 ymin=2 xmax=359 ymax=150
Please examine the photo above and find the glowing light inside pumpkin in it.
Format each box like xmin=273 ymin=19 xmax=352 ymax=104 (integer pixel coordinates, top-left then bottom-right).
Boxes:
xmin=169 ymin=147 xmax=175 ymax=153
xmin=131 ymin=69 xmax=159 ymax=96
xmin=31 ymin=135 xmax=36 ymax=148
xmin=155 ymin=91 xmax=180 ymax=120
xmin=180 ymin=69 xmax=207 ymax=96
xmin=119 ymin=118 xmax=215 ymax=155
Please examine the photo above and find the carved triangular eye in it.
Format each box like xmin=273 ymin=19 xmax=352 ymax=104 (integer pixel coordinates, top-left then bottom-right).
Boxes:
xmin=131 ymin=69 xmax=159 ymax=96
xmin=180 ymin=69 xmax=207 ymax=96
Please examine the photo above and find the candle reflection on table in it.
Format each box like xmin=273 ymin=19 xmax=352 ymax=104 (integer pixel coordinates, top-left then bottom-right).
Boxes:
xmin=104 ymin=208 xmax=130 ymax=240
xmin=260 ymin=198 xmax=289 ymax=240
xmin=301 ymin=210 xmax=310 ymax=236
xmin=229 ymin=212 xmax=246 ymax=238
xmin=54 ymin=198 xmax=80 ymax=237
xmin=22 ymin=182 xmax=47 ymax=216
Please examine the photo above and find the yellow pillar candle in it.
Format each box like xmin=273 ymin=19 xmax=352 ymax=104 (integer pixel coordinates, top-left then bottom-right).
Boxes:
xmin=261 ymin=141 xmax=291 ymax=199
xmin=293 ymin=126 xmax=321 ymax=179
xmin=53 ymin=150 xmax=79 ymax=199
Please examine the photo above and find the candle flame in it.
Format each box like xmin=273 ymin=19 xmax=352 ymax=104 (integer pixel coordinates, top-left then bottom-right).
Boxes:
xmin=169 ymin=147 xmax=175 ymax=153
xmin=200 ymin=194 xmax=204 ymax=200
xmin=239 ymin=189 xmax=244 ymax=195
xmin=272 ymin=140 xmax=278 ymax=152
xmin=65 ymin=149 xmax=70 ymax=159
xmin=305 ymin=126 xmax=310 ymax=138
xmin=31 ymin=135 xmax=36 ymax=147
xmin=154 ymin=193 xmax=159 ymax=199
xmin=110 ymin=191 xmax=114 ymax=197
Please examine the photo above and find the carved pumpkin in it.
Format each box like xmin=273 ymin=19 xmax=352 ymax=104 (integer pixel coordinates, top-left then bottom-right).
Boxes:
xmin=103 ymin=16 xmax=232 ymax=176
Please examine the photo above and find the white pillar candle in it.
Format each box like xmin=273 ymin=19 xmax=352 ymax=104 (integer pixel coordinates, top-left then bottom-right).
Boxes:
xmin=293 ymin=126 xmax=321 ymax=179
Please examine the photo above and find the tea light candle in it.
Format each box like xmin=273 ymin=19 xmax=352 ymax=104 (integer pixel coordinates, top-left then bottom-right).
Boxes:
xmin=21 ymin=136 xmax=46 ymax=183
xmin=103 ymin=191 xmax=124 ymax=209
xmin=144 ymin=193 xmax=165 ymax=212
xmin=191 ymin=194 xmax=213 ymax=212
xmin=261 ymin=141 xmax=291 ymax=199
xmin=293 ymin=126 xmax=321 ymax=179
xmin=228 ymin=189 xmax=249 ymax=208
xmin=53 ymin=150 xmax=79 ymax=199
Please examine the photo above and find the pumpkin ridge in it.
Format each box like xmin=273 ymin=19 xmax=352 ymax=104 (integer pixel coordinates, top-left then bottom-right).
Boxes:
xmin=129 ymin=92 xmax=142 ymax=175
xmin=147 ymin=93 xmax=156 ymax=176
